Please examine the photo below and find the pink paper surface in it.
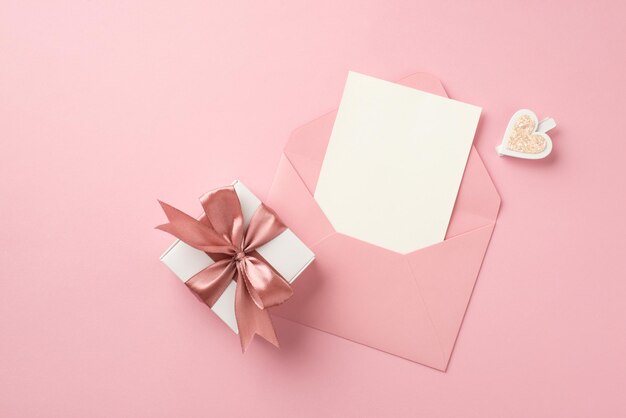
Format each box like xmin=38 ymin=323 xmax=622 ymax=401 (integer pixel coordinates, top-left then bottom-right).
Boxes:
xmin=1 ymin=1 xmax=625 ymax=417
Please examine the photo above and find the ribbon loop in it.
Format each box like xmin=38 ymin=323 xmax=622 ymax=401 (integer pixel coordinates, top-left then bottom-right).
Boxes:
xmin=243 ymin=204 xmax=287 ymax=251
xmin=158 ymin=186 xmax=292 ymax=351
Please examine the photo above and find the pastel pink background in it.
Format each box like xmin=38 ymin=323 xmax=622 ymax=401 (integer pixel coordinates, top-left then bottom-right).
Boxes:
xmin=1 ymin=1 xmax=625 ymax=417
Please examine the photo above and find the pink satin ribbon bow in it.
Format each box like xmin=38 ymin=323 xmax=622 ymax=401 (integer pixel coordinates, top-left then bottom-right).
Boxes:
xmin=157 ymin=186 xmax=293 ymax=351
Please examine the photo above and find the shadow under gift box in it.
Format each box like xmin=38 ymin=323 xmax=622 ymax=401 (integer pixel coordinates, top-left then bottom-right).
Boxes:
xmin=160 ymin=180 xmax=315 ymax=334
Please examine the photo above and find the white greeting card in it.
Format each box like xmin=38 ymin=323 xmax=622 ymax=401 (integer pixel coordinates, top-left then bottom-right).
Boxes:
xmin=314 ymin=71 xmax=482 ymax=254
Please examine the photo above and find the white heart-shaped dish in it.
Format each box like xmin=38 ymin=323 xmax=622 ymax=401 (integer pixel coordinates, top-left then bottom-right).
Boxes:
xmin=496 ymin=109 xmax=554 ymax=160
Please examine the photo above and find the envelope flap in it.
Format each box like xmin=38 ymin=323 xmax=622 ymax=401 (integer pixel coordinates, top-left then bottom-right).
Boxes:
xmin=266 ymin=155 xmax=335 ymax=246
xmin=284 ymin=112 xmax=336 ymax=194
xmin=285 ymin=111 xmax=336 ymax=165
xmin=407 ymin=223 xmax=496 ymax=369
xmin=445 ymin=148 xmax=501 ymax=238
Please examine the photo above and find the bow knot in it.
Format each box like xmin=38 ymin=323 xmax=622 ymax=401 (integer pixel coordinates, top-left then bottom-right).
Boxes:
xmin=157 ymin=186 xmax=293 ymax=351
xmin=234 ymin=251 xmax=247 ymax=262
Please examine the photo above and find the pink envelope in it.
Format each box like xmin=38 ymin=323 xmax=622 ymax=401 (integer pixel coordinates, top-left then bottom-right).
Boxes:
xmin=266 ymin=73 xmax=501 ymax=371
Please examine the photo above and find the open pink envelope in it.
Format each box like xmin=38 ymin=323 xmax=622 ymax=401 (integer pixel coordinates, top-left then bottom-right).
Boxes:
xmin=266 ymin=73 xmax=500 ymax=371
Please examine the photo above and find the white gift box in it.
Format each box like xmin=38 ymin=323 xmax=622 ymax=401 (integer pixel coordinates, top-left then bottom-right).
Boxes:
xmin=160 ymin=180 xmax=315 ymax=334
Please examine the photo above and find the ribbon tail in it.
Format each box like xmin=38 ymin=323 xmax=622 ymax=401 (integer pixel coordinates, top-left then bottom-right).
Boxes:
xmin=234 ymin=275 xmax=279 ymax=352
xmin=238 ymin=255 xmax=293 ymax=309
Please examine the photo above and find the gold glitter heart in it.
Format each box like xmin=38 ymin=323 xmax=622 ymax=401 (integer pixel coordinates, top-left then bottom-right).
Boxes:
xmin=506 ymin=114 xmax=547 ymax=154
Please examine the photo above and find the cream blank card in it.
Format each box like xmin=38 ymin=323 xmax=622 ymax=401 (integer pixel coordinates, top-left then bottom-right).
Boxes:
xmin=314 ymin=71 xmax=481 ymax=254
